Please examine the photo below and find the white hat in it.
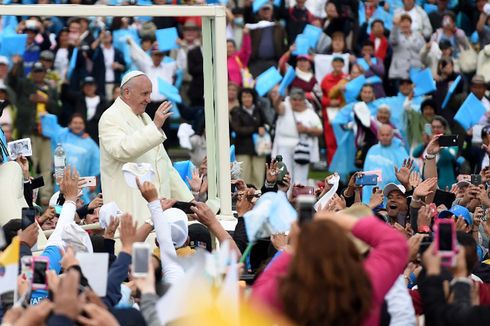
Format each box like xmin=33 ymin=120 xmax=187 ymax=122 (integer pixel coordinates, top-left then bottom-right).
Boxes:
xmin=0 ymin=56 xmax=9 ymax=66
xmin=122 ymin=162 xmax=155 ymax=189
xmin=99 ymin=202 xmax=122 ymax=229
xmin=163 ymin=208 xmax=188 ymax=248
xmin=120 ymin=70 xmax=146 ymax=87
xmin=383 ymin=183 xmax=406 ymax=197
xmin=61 ymin=223 xmax=94 ymax=253
xmin=49 ymin=191 xmax=61 ymax=207
xmin=353 ymin=102 xmax=371 ymax=128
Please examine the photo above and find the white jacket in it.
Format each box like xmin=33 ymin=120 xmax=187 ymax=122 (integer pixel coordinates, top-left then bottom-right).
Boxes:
xmin=99 ymin=97 xmax=193 ymax=224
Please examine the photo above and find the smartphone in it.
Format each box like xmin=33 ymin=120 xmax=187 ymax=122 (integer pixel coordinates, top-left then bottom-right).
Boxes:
xmin=30 ymin=176 xmax=44 ymax=189
xmin=438 ymin=135 xmax=458 ymax=147
xmin=419 ymin=235 xmax=433 ymax=255
xmin=434 ymin=218 xmax=456 ymax=267
xmin=355 ymin=174 xmax=378 ymax=186
xmin=132 ymin=243 xmax=151 ymax=278
xmin=21 ymin=207 xmax=36 ymax=230
xmin=172 ymin=201 xmax=195 ymax=214
xmin=79 ymin=176 xmax=96 ymax=187
xmin=31 ymin=257 xmax=49 ymax=290
xmin=424 ymin=123 xmax=432 ymax=136
xmin=296 ymin=195 xmax=316 ymax=225
xmin=471 ymin=174 xmax=482 ymax=186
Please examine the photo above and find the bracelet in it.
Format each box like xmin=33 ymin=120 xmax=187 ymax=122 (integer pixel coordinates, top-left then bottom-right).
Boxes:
xmin=424 ymin=153 xmax=436 ymax=160
xmin=264 ymin=180 xmax=276 ymax=188
xmin=411 ymin=196 xmax=423 ymax=204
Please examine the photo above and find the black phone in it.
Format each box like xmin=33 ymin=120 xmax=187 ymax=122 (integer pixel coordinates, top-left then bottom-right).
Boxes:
xmin=21 ymin=207 xmax=36 ymax=230
xmin=471 ymin=174 xmax=482 ymax=186
xmin=30 ymin=176 xmax=44 ymax=189
xmin=419 ymin=235 xmax=433 ymax=254
xmin=172 ymin=201 xmax=195 ymax=214
xmin=438 ymin=135 xmax=458 ymax=147
xmin=296 ymin=195 xmax=316 ymax=225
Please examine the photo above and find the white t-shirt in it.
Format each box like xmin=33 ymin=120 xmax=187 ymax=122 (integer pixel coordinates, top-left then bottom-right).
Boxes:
xmin=54 ymin=48 xmax=69 ymax=79
xmin=102 ymin=46 xmax=115 ymax=83
xmin=85 ymin=96 xmax=100 ymax=121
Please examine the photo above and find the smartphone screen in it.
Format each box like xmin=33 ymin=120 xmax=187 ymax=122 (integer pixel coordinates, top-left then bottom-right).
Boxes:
xmin=133 ymin=246 xmax=150 ymax=275
xmin=471 ymin=174 xmax=482 ymax=186
xmin=438 ymin=223 xmax=453 ymax=252
xmin=32 ymin=261 xmax=47 ymax=285
xmin=21 ymin=208 xmax=36 ymax=230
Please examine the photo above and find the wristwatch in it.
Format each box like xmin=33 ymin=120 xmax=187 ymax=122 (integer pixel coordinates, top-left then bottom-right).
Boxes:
xmin=424 ymin=153 xmax=436 ymax=160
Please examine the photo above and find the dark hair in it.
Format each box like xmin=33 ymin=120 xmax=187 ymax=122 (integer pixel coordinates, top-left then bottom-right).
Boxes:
xmin=69 ymin=112 xmax=86 ymax=124
xmin=371 ymin=19 xmax=384 ymax=28
xmin=456 ymin=231 xmax=478 ymax=274
xmin=279 ymin=220 xmax=372 ymax=325
xmin=420 ymin=98 xmax=437 ymax=112
xmin=332 ymin=56 xmax=345 ymax=64
xmin=400 ymin=14 xmax=412 ymax=24
xmin=432 ymin=115 xmax=449 ymax=132
xmin=357 ymin=84 xmax=375 ymax=101
xmin=226 ymin=39 xmax=236 ymax=48
xmin=437 ymin=58 xmax=453 ymax=76
xmin=238 ymin=87 xmax=257 ymax=107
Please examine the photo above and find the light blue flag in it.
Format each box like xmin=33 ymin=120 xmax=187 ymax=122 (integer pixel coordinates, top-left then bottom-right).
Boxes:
xmin=230 ymin=145 xmax=236 ymax=162
xmin=173 ymin=160 xmax=195 ymax=189
xmin=412 ymin=68 xmax=436 ymax=96
xmin=0 ymin=34 xmax=27 ymax=57
xmin=344 ymin=75 xmax=366 ymax=104
xmin=253 ymin=0 xmax=269 ymax=12
xmin=244 ymin=192 xmax=297 ymax=242
xmin=113 ymin=29 xmax=140 ymax=67
xmin=302 ymin=24 xmax=322 ymax=48
xmin=293 ymin=34 xmax=310 ymax=56
xmin=357 ymin=57 xmax=377 ymax=71
xmin=1 ymin=16 xmax=18 ymax=34
xmin=409 ymin=67 xmax=421 ymax=82
xmin=66 ymin=47 xmax=78 ymax=80
xmin=442 ymin=75 xmax=462 ymax=109
xmin=156 ymin=28 xmax=179 ymax=52
xmin=254 ymin=66 xmax=282 ymax=97
xmin=471 ymin=31 xmax=479 ymax=44
xmin=423 ymin=3 xmax=438 ymax=14
xmin=278 ymin=66 xmax=295 ymax=96
xmin=157 ymin=78 xmax=182 ymax=103
xmin=454 ymin=93 xmax=486 ymax=130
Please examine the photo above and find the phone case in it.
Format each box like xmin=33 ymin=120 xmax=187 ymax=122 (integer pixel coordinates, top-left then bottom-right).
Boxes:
xmin=31 ymin=257 xmax=49 ymax=290
xmin=434 ymin=219 xmax=457 ymax=268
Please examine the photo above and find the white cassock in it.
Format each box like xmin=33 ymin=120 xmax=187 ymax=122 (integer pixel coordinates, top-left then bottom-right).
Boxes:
xmin=99 ymin=97 xmax=193 ymax=223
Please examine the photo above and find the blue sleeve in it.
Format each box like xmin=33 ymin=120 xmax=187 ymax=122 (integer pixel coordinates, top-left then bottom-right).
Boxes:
xmin=102 ymin=252 xmax=131 ymax=307
xmin=174 ymin=67 xmax=184 ymax=90
xmin=41 ymin=245 xmax=63 ymax=274
xmin=89 ymin=141 xmax=101 ymax=177
xmin=41 ymin=114 xmax=64 ymax=142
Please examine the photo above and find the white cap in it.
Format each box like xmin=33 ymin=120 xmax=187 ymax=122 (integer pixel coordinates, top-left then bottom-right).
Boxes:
xmin=49 ymin=191 xmax=60 ymax=207
xmin=61 ymin=223 xmax=93 ymax=253
xmin=122 ymin=162 xmax=155 ymax=189
xmin=0 ymin=56 xmax=8 ymax=65
xmin=353 ymin=102 xmax=371 ymax=128
xmin=99 ymin=202 xmax=122 ymax=229
xmin=163 ymin=208 xmax=188 ymax=248
xmin=383 ymin=183 xmax=406 ymax=197
xmin=120 ymin=70 xmax=146 ymax=87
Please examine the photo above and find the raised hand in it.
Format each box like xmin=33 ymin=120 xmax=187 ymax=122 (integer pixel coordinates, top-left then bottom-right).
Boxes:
xmin=136 ymin=177 xmax=158 ymax=203
xmin=394 ymin=158 xmax=413 ymax=188
xmin=60 ymin=166 xmax=80 ymax=202
xmin=417 ymin=205 xmax=432 ymax=229
xmin=120 ymin=213 xmax=138 ymax=254
xmin=368 ymin=187 xmax=383 ymax=209
xmin=409 ymin=171 xmax=422 ymax=189
xmin=153 ymin=101 xmax=173 ymax=129
xmin=265 ymin=160 xmax=279 ymax=184
xmin=186 ymin=169 xmax=203 ymax=193
xmin=103 ymin=216 xmax=120 ymax=240
xmin=413 ymin=177 xmax=438 ymax=199
xmin=426 ymin=134 xmax=442 ymax=155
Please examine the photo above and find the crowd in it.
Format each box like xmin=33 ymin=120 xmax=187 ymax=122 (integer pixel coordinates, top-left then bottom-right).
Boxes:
xmin=2 ymin=0 xmax=490 ymax=325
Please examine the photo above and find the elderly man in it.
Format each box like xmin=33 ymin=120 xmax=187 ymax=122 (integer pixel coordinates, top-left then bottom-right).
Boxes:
xmin=98 ymin=71 xmax=193 ymax=223
xmin=362 ymin=124 xmax=410 ymax=203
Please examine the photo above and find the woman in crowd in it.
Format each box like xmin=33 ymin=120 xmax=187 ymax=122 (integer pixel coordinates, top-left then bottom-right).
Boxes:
xmin=413 ymin=115 xmax=457 ymax=189
xmin=252 ymin=209 xmax=408 ymax=326
xmin=271 ymin=88 xmax=322 ymax=186
xmin=230 ymin=88 xmax=269 ymax=188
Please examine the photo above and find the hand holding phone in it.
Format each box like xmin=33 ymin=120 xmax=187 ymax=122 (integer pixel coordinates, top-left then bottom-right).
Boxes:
xmin=79 ymin=176 xmax=96 ymax=188
xmin=31 ymin=257 xmax=49 ymax=290
xmin=296 ymin=195 xmax=316 ymax=225
xmin=434 ymin=218 xmax=457 ymax=267
xmin=21 ymin=207 xmax=36 ymax=230
xmin=437 ymin=135 xmax=458 ymax=147
xmin=355 ymin=174 xmax=378 ymax=186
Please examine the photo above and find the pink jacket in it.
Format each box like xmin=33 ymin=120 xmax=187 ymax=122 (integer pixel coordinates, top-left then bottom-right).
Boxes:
xmin=227 ymin=33 xmax=251 ymax=87
xmin=251 ymin=217 xmax=408 ymax=326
